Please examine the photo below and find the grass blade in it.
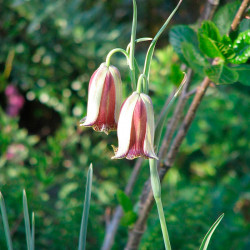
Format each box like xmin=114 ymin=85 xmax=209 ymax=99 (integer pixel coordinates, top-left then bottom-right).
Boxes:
xmin=78 ymin=164 xmax=93 ymax=250
xmin=199 ymin=213 xmax=224 ymax=250
xmin=23 ymin=190 xmax=32 ymax=250
xmin=0 ymin=192 xmax=13 ymax=250
xmin=31 ymin=212 xmax=35 ymax=250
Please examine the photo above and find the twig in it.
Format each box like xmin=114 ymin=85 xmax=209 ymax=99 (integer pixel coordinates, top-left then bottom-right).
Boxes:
xmin=230 ymin=0 xmax=249 ymax=32
xmin=184 ymin=88 xmax=197 ymax=98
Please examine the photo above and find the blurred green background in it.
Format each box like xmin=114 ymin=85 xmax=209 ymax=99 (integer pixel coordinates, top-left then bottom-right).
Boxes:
xmin=0 ymin=0 xmax=249 ymax=249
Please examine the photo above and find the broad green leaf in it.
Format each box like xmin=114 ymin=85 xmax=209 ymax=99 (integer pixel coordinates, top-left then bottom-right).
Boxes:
xmin=198 ymin=32 xmax=224 ymax=59
xmin=120 ymin=211 xmax=137 ymax=227
xmin=78 ymin=164 xmax=93 ymax=250
xmin=201 ymin=21 xmax=221 ymax=42
xmin=205 ymin=65 xmax=239 ymax=84
xmin=0 ymin=192 xmax=13 ymax=250
xmin=213 ymin=1 xmax=241 ymax=35
xmin=239 ymin=19 xmax=250 ymax=33
xmin=116 ymin=190 xmax=133 ymax=212
xmin=169 ymin=25 xmax=198 ymax=62
xmin=199 ymin=214 xmax=224 ymax=250
xmin=231 ymin=65 xmax=250 ymax=86
xmin=229 ymin=30 xmax=250 ymax=64
xmin=181 ymin=42 xmax=209 ymax=76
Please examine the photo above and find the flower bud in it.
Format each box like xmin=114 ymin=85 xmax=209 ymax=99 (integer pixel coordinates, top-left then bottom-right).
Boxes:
xmin=80 ymin=63 xmax=122 ymax=134
xmin=112 ymin=91 xmax=158 ymax=160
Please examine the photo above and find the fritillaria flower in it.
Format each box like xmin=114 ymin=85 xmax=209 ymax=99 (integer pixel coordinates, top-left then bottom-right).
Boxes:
xmin=80 ymin=63 xmax=122 ymax=134
xmin=112 ymin=91 xmax=158 ymax=160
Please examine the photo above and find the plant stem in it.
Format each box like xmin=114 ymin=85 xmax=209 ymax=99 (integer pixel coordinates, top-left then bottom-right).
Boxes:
xmin=149 ymin=159 xmax=171 ymax=250
xmin=105 ymin=48 xmax=130 ymax=67
xmin=130 ymin=0 xmax=137 ymax=90
xmin=126 ymin=37 xmax=152 ymax=53
xmin=136 ymin=74 xmax=146 ymax=93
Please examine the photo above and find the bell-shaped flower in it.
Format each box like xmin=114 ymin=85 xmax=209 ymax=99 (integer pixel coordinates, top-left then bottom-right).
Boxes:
xmin=112 ymin=91 xmax=158 ymax=160
xmin=80 ymin=63 xmax=122 ymax=134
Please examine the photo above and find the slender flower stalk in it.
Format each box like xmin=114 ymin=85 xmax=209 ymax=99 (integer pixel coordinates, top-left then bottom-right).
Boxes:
xmin=150 ymin=159 xmax=171 ymax=250
xmin=130 ymin=0 xmax=137 ymax=90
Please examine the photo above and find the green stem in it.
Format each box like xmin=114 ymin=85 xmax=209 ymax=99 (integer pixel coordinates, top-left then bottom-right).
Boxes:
xmin=130 ymin=0 xmax=137 ymax=90
xmin=106 ymin=48 xmax=130 ymax=67
xmin=149 ymin=159 xmax=171 ymax=250
xmin=126 ymin=37 xmax=152 ymax=53
xmin=143 ymin=0 xmax=182 ymax=81
xmin=136 ymin=74 xmax=146 ymax=93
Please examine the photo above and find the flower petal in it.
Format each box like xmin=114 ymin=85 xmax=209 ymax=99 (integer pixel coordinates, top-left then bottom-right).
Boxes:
xmin=141 ymin=94 xmax=158 ymax=160
xmin=112 ymin=92 xmax=139 ymax=159
xmin=109 ymin=65 xmax=122 ymax=123
xmin=81 ymin=65 xmax=108 ymax=126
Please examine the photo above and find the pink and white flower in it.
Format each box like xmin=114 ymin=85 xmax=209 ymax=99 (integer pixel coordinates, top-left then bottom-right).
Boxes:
xmin=112 ymin=91 xmax=158 ymax=160
xmin=80 ymin=63 xmax=122 ymax=134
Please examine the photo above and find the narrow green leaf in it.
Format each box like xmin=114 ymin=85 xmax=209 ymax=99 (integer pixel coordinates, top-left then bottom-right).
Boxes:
xmin=143 ymin=0 xmax=183 ymax=79
xmin=231 ymin=64 xmax=250 ymax=86
xmin=205 ymin=64 xmax=239 ymax=84
xmin=169 ymin=25 xmax=198 ymax=62
xmin=78 ymin=164 xmax=93 ymax=250
xmin=116 ymin=190 xmax=133 ymax=213
xmin=154 ymin=73 xmax=186 ymax=151
xmin=23 ymin=190 xmax=32 ymax=250
xmin=0 ymin=192 xmax=13 ymax=250
xmin=199 ymin=213 xmax=224 ymax=250
xmin=31 ymin=212 xmax=35 ymax=250
xmin=181 ymin=42 xmax=209 ymax=76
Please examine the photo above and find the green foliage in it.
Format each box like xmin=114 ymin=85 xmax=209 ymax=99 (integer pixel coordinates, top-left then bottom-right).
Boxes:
xmin=229 ymin=30 xmax=250 ymax=64
xmin=116 ymin=190 xmax=137 ymax=226
xmin=181 ymin=42 xmax=209 ymax=76
xmin=169 ymin=25 xmax=198 ymax=62
xmin=205 ymin=65 xmax=238 ymax=85
xmin=170 ymin=11 xmax=249 ymax=85
xmin=213 ymin=1 xmax=241 ymax=35
xmin=232 ymin=64 xmax=250 ymax=86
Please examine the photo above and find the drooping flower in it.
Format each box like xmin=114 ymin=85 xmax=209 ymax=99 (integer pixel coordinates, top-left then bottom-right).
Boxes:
xmin=80 ymin=63 xmax=122 ymax=134
xmin=112 ymin=91 xmax=158 ymax=160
